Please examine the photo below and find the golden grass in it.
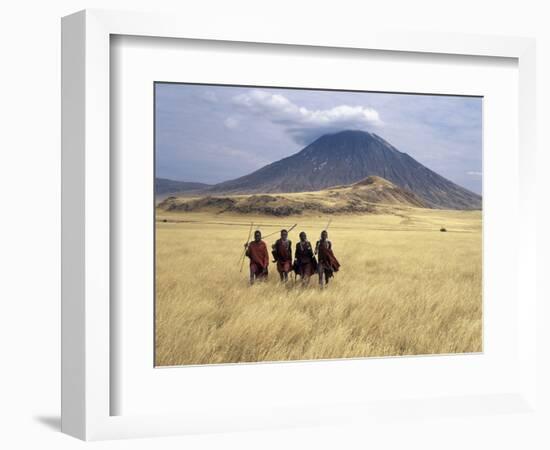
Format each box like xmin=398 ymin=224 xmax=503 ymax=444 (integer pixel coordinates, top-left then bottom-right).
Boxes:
xmin=155 ymin=208 xmax=482 ymax=366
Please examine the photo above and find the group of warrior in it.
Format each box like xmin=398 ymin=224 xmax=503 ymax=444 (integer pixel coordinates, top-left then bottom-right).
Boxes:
xmin=244 ymin=228 xmax=340 ymax=288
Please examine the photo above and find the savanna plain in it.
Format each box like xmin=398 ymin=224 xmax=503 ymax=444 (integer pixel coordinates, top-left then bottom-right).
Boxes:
xmin=155 ymin=206 xmax=482 ymax=366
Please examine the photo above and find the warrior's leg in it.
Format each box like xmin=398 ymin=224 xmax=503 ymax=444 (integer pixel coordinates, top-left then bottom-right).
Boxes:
xmin=249 ymin=268 xmax=255 ymax=285
xmin=318 ymin=264 xmax=325 ymax=288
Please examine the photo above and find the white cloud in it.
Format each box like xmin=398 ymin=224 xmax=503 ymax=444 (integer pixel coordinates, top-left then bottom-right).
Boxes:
xmin=467 ymin=171 xmax=482 ymax=176
xmin=233 ymin=89 xmax=382 ymax=144
xmin=224 ymin=116 xmax=239 ymax=129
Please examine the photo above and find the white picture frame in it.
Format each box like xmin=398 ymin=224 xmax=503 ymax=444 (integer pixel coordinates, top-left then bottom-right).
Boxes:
xmin=61 ymin=9 xmax=538 ymax=441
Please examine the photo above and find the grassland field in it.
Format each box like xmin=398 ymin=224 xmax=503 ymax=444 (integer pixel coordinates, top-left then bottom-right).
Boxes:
xmin=155 ymin=206 xmax=482 ymax=366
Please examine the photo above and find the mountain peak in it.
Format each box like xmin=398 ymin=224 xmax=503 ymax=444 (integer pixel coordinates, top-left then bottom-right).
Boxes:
xmin=305 ymin=129 xmax=400 ymax=157
xmin=317 ymin=129 xmax=374 ymax=142
xmin=208 ymin=131 xmax=482 ymax=210
xmin=328 ymin=129 xmax=373 ymax=137
xmin=300 ymin=129 xmax=379 ymax=159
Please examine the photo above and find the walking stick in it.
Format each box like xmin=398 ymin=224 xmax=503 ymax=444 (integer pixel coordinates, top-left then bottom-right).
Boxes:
xmin=261 ymin=223 xmax=297 ymax=240
xmin=239 ymin=222 xmax=254 ymax=273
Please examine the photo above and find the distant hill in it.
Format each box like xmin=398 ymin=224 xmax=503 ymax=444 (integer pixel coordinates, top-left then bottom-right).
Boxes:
xmin=155 ymin=178 xmax=211 ymax=196
xmin=157 ymin=175 xmax=428 ymax=216
xmin=207 ymin=130 xmax=481 ymax=210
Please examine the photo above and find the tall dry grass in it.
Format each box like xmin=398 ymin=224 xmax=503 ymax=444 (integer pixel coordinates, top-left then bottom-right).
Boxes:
xmin=155 ymin=208 xmax=482 ymax=366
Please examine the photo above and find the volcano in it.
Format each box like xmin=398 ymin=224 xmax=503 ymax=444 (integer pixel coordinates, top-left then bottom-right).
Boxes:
xmin=207 ymin=130 xmax=481 ymax=210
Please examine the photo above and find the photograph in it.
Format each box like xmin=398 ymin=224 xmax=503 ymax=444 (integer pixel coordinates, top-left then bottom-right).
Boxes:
xmin=154 ymin=83 xmax=483 ymax=367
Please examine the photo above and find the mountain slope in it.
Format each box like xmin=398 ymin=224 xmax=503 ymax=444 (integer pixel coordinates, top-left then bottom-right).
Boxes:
xmin=208 ymin=130 xmax=481 ymax=210
xmin=155 ymin=178 xmax=212 ymax=195
xmin=158 ymin=175 xmax=428 ymax=216
xmin=345 ymin=175 xmax=428 ymax=208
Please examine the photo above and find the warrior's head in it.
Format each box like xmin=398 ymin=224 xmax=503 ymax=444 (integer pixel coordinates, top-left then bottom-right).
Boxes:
xmin=281 ymin=229 xmax=288 ymax=240
xmin=299 ymin=231 xmax=307 ymax=242
xmin=254 ymin=230 xmax=262 ymax=242
xmin=321 ymin=230 xmax=328 ymax=241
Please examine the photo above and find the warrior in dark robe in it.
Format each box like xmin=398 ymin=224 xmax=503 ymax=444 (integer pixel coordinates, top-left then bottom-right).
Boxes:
xmin=315 ymin=230 xmax=340 ymax=288
xmin=294 ymin=231 xmax=316 ymax=285
xmin=272 ymin=229 xmax=293 ymax=282
xmin=244 ymin=230 xmax=269 ymax=285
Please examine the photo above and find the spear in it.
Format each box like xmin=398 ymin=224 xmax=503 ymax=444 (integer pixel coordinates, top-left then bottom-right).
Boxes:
xmin=261 ymin=223 xmax=297 ymax=240
xmin=287 ymin=223 xmax=298 ymax=235
xmin=315 ymin=218 xmax=332 ymax=256
xmin=239 ymin=222 xmax=254 ymax=273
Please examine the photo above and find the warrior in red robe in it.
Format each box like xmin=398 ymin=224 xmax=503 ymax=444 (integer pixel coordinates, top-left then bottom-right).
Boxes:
xmin=294 ymin=231 xmax=317 ymax=286
xmin=272 ymin=229 xmax=293 ymax=282
xmin=244 ymin=230 xmax=269 ymax=284
xmin=315 ymin=230 xmax=340 ymax=288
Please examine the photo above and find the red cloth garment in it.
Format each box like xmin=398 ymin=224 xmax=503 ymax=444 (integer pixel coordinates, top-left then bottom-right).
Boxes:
xmin=246 ymin=240 xmax=269 ymax=272
xmin=274 ymin=239 xmax=292 ymax=273
xmin=250 ymin=262 xmax=268 ymax=278
xmin=294 ymin=241 xmax=316 ymax=277
xmin=298 ymin=261 xmax=315 ymax=277
xmin=277 ymin=260 xmax=292 ymax=273
xmin=317 ymin=240 xmax=340 ymax=272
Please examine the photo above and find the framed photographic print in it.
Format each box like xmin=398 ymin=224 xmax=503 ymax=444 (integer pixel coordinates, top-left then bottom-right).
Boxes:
xmin=62 ymin=9 xmax=539 ymax=441
xmin=153 ymin=82 xmax=483 ymax=367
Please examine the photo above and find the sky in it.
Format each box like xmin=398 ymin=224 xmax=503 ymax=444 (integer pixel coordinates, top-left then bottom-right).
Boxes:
xmin=155 ymin=83 xmax=483 ymax=194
